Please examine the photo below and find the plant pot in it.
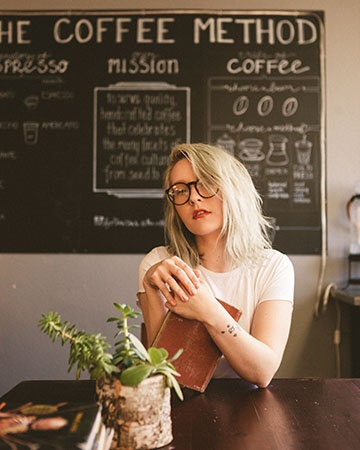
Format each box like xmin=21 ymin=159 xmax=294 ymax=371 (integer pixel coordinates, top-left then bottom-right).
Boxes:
xmin=96 ymin=374 xmax=173 ymax=450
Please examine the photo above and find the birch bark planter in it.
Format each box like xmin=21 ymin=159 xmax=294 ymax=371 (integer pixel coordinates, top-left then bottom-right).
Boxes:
xmin=96 ymin=374 xmax=173 ymax=450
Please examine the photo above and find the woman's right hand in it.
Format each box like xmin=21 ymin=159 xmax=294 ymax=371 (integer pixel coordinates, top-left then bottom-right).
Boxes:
xmin=144 ymin=256 xmax=201 ymax=305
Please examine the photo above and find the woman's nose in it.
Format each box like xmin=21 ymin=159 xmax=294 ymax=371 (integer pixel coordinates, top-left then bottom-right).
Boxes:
xmin=188 ymin=184 xmax=201 ymax=204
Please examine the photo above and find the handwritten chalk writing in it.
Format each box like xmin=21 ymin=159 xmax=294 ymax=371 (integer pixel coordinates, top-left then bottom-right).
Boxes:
xmin=41 ymin=121 xmax=80 ymax=130
xmin=115 ymin=140 xmax=140 ymax=153
xmin=293 ymin=164 xmax=314 ymax=180
xmin=0 ymin=56 xmax=68 ymax=74
xmin=244 ymin=164 xmax=261 ymax=178
xmin=102 ymin=165 xmax=162 ymax=184
xmin=228 ymin=122 xmax=269 ymax=133
xmin=54 ymin=17 xmax=175 ymax=44
xmin=106 ymin=122 xmax=126 ymax=136
xmin=94 ymin=86 xmax=189 ymax=193
xmin=107 ymin=53 xmax=179 ymax=75
xmin=0 ymin=90 xmax=15 ymax=99
xmin=267 ymin=180 xmax=290 ymax=200
xmin=93 ymin=215 xmax=164 ymax=229
xmin=141 ymin=137 xmax=168 ymax=152
xmin=109 ymin=154 xmax=126 ymax=165
xmin=154 ymin=108 xmax=182 ymax=122
xmin=265 ymin=168 xmax=289 ymax=176
xmin=0 ymin=151 xmax=16 ymax=160
xmin=194 ymin=17 xmax=317 ymax=45
xmin=116 ymin=153 xmax=138 ymax=167
xmin=106 ymin=92 xmax=141 ymax=105
xmin=140 ymin=153 xmax=169 ymax=166
xmin=221 ymin=81 xmax=306 ymax=94
xmin=104 ymin=120 xmax=176 ymax=137
xmin=228 ymin=122 xmax=313 ymax=134
xmin=267 ymin=193 xmax=290 ymax=200
xmin=0 ymin=121 xmax=19 ymax=130
xmin=227 ymin=58 xmax=310 ymax=75
xmin=103 ymin=166 xmax=126 ymax=183
xmin=140 ymin=218 xmax=164 ymax=227
xmin=105 ymin=150 xmax=167 ymax=169
xmin=293 ymin=181 xmax=311 ymax=204
xmin=127 ymin=123 xmax=176 ymax=136
xmin=143 ymin=93 xmax=177 ymax=107
xmin=41 ymin=90 xmax=75 ymax=100
xmin=94 ymin=215 xmax=140 ymax=228
xmin=294 ymin=197 xmax=311 ymax=203
xmin=100 ymin=106 xmax=149 ymax=121
xmin=129 ymin=167 xmax=152 ymax=180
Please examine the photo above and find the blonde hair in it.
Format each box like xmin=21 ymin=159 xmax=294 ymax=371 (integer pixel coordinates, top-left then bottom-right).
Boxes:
xmin=164 ymin=143 xmax=273 ymax=267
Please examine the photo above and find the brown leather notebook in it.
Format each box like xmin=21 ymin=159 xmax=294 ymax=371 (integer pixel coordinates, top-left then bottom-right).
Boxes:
xmin=151 ymin=299 xmax=242 ymax=392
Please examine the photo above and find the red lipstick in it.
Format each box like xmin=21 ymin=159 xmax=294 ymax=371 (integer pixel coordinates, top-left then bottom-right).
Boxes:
xmin=193 ymin=209 xmax=210 ymax=219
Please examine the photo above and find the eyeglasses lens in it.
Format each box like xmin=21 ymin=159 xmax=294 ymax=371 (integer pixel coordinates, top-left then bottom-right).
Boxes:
xmin=168 ymin=184 xmax=189 ymax=205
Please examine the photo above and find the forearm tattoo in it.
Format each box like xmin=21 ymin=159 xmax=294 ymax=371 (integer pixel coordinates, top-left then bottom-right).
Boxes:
xmin=221 ymin=322 xmax=242 ymax=337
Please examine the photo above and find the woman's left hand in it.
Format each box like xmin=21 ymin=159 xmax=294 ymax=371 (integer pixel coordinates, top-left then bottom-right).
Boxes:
xmin=165 ymin=277 xmax=221 ymax=323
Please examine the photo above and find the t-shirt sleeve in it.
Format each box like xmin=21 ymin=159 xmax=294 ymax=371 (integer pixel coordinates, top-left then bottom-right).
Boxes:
xmin=258 ymin=252 xmax=295 ymax=304
xmin=137 ymin=246 xmax=169 ymax=293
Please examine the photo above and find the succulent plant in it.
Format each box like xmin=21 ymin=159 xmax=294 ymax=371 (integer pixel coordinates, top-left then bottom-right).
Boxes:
xmin=39 ymin=303 xmax=183 ymax=400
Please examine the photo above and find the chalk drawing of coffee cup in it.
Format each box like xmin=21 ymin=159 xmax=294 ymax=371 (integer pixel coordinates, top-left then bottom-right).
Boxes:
xmin=24 ymin=95 xmax=39 ymax=110
xmin=23 ymin=122 xmax=39 ymax=145
xmin=295 ymin=136 xmax=312 ymax=165
xmin=238 ymin=138 xmax=265 ymax=161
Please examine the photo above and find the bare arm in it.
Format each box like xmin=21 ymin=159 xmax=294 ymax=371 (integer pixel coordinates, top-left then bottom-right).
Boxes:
xmin=166 ymin=279 xmax=293 ymax=388
xmin=203 ymin=299 xmax=293 ymax=387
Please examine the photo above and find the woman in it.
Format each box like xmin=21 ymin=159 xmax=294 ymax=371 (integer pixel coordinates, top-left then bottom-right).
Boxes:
xmin=137 ymin=143 xmax=294 ymax=388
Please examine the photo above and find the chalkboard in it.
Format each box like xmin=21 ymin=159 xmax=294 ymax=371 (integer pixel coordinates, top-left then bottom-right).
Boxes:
xmin=0 ymin=10 xmax=325 ymax=254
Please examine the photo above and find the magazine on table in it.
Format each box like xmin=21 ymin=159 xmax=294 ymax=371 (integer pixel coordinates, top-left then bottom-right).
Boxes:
xmin=0 ymin=400 xmax=112 ymax=450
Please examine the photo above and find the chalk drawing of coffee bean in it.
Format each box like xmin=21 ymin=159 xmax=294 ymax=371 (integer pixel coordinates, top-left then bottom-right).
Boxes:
xmin=233 ymin=95 xmax=249 ymax=116
xmin=257 ymin=95 xmax=273 ymax=116
xmin=282 ymin=97 xmax=299 ymax=117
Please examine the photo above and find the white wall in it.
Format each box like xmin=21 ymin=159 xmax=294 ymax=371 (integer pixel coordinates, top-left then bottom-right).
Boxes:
xmin=1 ymin=0 xmax=360 ymax=396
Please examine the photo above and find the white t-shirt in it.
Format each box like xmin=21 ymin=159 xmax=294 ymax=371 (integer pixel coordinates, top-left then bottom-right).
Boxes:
xmin=137 ymin=245 xmax=294 ymax=378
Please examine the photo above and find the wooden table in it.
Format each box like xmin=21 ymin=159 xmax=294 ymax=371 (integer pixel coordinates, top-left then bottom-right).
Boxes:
xmin=1 ymin=378 xmax=359 ymax=449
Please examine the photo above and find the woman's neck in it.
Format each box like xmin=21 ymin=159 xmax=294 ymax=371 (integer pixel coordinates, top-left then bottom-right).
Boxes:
xmin=196 ymin=235 xmax=230 ymax=272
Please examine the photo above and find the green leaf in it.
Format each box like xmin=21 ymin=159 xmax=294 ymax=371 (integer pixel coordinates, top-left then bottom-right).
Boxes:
xmin=168 ymin=348 xmax=183 ymax=362
xmin=129 ymin=334 xmax=151 ymax=362
xmin=162 ymin=371 xmax=183 ymax=401
xmin=120 ymin=364 xmax=153 ymax=386
xmin=148 ymin=347 xmax=166 ymax=365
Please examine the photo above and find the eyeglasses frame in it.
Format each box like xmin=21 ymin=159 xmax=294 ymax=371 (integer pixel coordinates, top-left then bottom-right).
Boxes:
xmin=165 ymin=179 xmax=219 ymax=205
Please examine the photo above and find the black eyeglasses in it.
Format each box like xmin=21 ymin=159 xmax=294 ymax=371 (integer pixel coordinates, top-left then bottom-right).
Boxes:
xmin=166 ymin=180 xmax=219 ymax=205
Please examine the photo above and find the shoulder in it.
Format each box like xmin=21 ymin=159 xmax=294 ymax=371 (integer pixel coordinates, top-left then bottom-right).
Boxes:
xmin=138 ymin=246 xmax=171 ymax=273
xmin=252 ymin=249 xmax=294 ymax=289
xmin=137 ymin=246 xmax=171 ymax=293
xmin=257 ymin=249 xmax=294 ymax=300
xmin=263 ymin=249 xmax=294 ymax=272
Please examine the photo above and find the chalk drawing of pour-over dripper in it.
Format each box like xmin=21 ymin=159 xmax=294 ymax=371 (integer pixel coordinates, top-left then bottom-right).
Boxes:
xmin=266 ymin=134 xmax=289 ymax=166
